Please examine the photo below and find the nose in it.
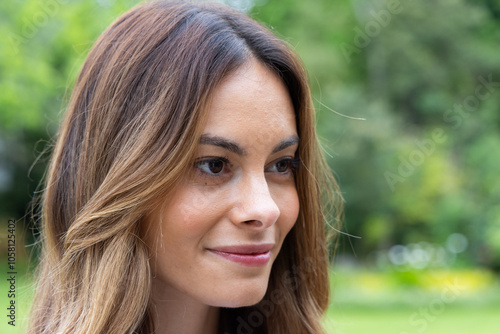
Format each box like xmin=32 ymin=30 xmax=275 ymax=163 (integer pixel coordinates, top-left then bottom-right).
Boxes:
xmin=229 ymin=174 xmax=280 ymax=229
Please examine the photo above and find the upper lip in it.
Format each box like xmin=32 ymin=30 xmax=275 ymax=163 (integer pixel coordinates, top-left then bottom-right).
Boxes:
xmin=208 ymin=243 xmax=274 ymax=254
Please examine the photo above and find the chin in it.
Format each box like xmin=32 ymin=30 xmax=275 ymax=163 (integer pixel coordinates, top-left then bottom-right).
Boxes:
xmin=208 ymin=282 xmax=269 ymax=308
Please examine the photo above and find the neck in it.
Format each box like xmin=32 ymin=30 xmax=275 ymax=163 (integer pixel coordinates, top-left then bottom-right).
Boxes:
xmin=150 ymin=280 xmax=219 ymax=334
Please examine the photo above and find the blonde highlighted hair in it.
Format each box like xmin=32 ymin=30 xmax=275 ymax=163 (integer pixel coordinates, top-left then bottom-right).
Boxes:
xmin=28 ymin=1 xmax=342 ymax=333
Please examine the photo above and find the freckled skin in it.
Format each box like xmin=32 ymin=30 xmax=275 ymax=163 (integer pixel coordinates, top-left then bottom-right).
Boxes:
xmin=146 ymin=59 xmax=299 ymax=309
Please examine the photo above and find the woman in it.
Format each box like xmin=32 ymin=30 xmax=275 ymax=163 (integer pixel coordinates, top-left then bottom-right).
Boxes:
xmin=27 ymin=1 xmax=342 ymax=333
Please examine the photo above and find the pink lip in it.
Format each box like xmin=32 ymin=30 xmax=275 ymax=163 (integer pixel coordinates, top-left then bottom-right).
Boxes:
xmin=208 ymin=244 xmax=274 ymax=267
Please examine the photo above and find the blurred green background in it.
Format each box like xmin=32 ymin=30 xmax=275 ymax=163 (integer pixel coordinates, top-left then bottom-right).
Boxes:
xmin=1 ymin=0 xmax=499 ymax=333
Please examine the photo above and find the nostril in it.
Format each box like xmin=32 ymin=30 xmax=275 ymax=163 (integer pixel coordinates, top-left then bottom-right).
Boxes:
xmin=244 ymin=220 xmax=263 ymax=227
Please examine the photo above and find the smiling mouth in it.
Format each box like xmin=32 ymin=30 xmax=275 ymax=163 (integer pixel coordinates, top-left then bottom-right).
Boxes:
xmin=207 ymin=244 xmax=274 ymax=266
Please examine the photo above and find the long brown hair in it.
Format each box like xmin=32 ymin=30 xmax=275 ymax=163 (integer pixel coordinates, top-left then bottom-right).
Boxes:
xmin=27 ymin=1 xmax=342 ymax=333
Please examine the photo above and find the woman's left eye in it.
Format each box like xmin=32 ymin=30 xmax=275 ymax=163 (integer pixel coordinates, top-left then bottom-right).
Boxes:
xmin=266 ymin=158 xmax=299 ymax=174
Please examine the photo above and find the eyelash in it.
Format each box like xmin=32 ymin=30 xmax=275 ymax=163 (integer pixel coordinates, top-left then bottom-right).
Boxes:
xmin=194 ymin=156 xmax=300 ymax=180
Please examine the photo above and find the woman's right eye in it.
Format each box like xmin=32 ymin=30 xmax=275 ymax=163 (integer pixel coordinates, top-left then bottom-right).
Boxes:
xmin=195 ymin=157 xmax=230 ymax=177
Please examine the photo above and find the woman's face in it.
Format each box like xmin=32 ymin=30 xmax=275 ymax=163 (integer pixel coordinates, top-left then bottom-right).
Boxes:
xmin=146 ymin=59 xmax=299 ymax=308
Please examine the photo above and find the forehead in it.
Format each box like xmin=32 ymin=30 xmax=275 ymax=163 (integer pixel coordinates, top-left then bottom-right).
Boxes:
xmin=202 ymin=60 xmax=297 ymax=145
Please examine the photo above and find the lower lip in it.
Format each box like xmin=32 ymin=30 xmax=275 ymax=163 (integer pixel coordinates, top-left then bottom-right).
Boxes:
xmin=208 ymin=250 xmax=271 ymax=266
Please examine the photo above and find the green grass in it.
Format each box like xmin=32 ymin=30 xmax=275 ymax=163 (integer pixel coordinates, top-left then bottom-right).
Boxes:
xmin=324 ymin=266 xmax=500 ymax=334
xmin=1 ymin=273 xmax=34 ymax=334
xmin=325 ymin=305 xmax=500 ymax=334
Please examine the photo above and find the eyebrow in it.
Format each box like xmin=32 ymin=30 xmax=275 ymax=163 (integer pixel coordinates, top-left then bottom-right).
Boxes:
xmin=199 ymin=134 xmax=299 ymax=156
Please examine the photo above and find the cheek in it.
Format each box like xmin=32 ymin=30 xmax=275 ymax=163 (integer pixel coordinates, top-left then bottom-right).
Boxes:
xmin=161 ymin=186 xmax=222 ymax=240
xmin=275 ymin=184 xmax=300 ymax=234
xmin=148 ymin=187 xmax=221 ymax=278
